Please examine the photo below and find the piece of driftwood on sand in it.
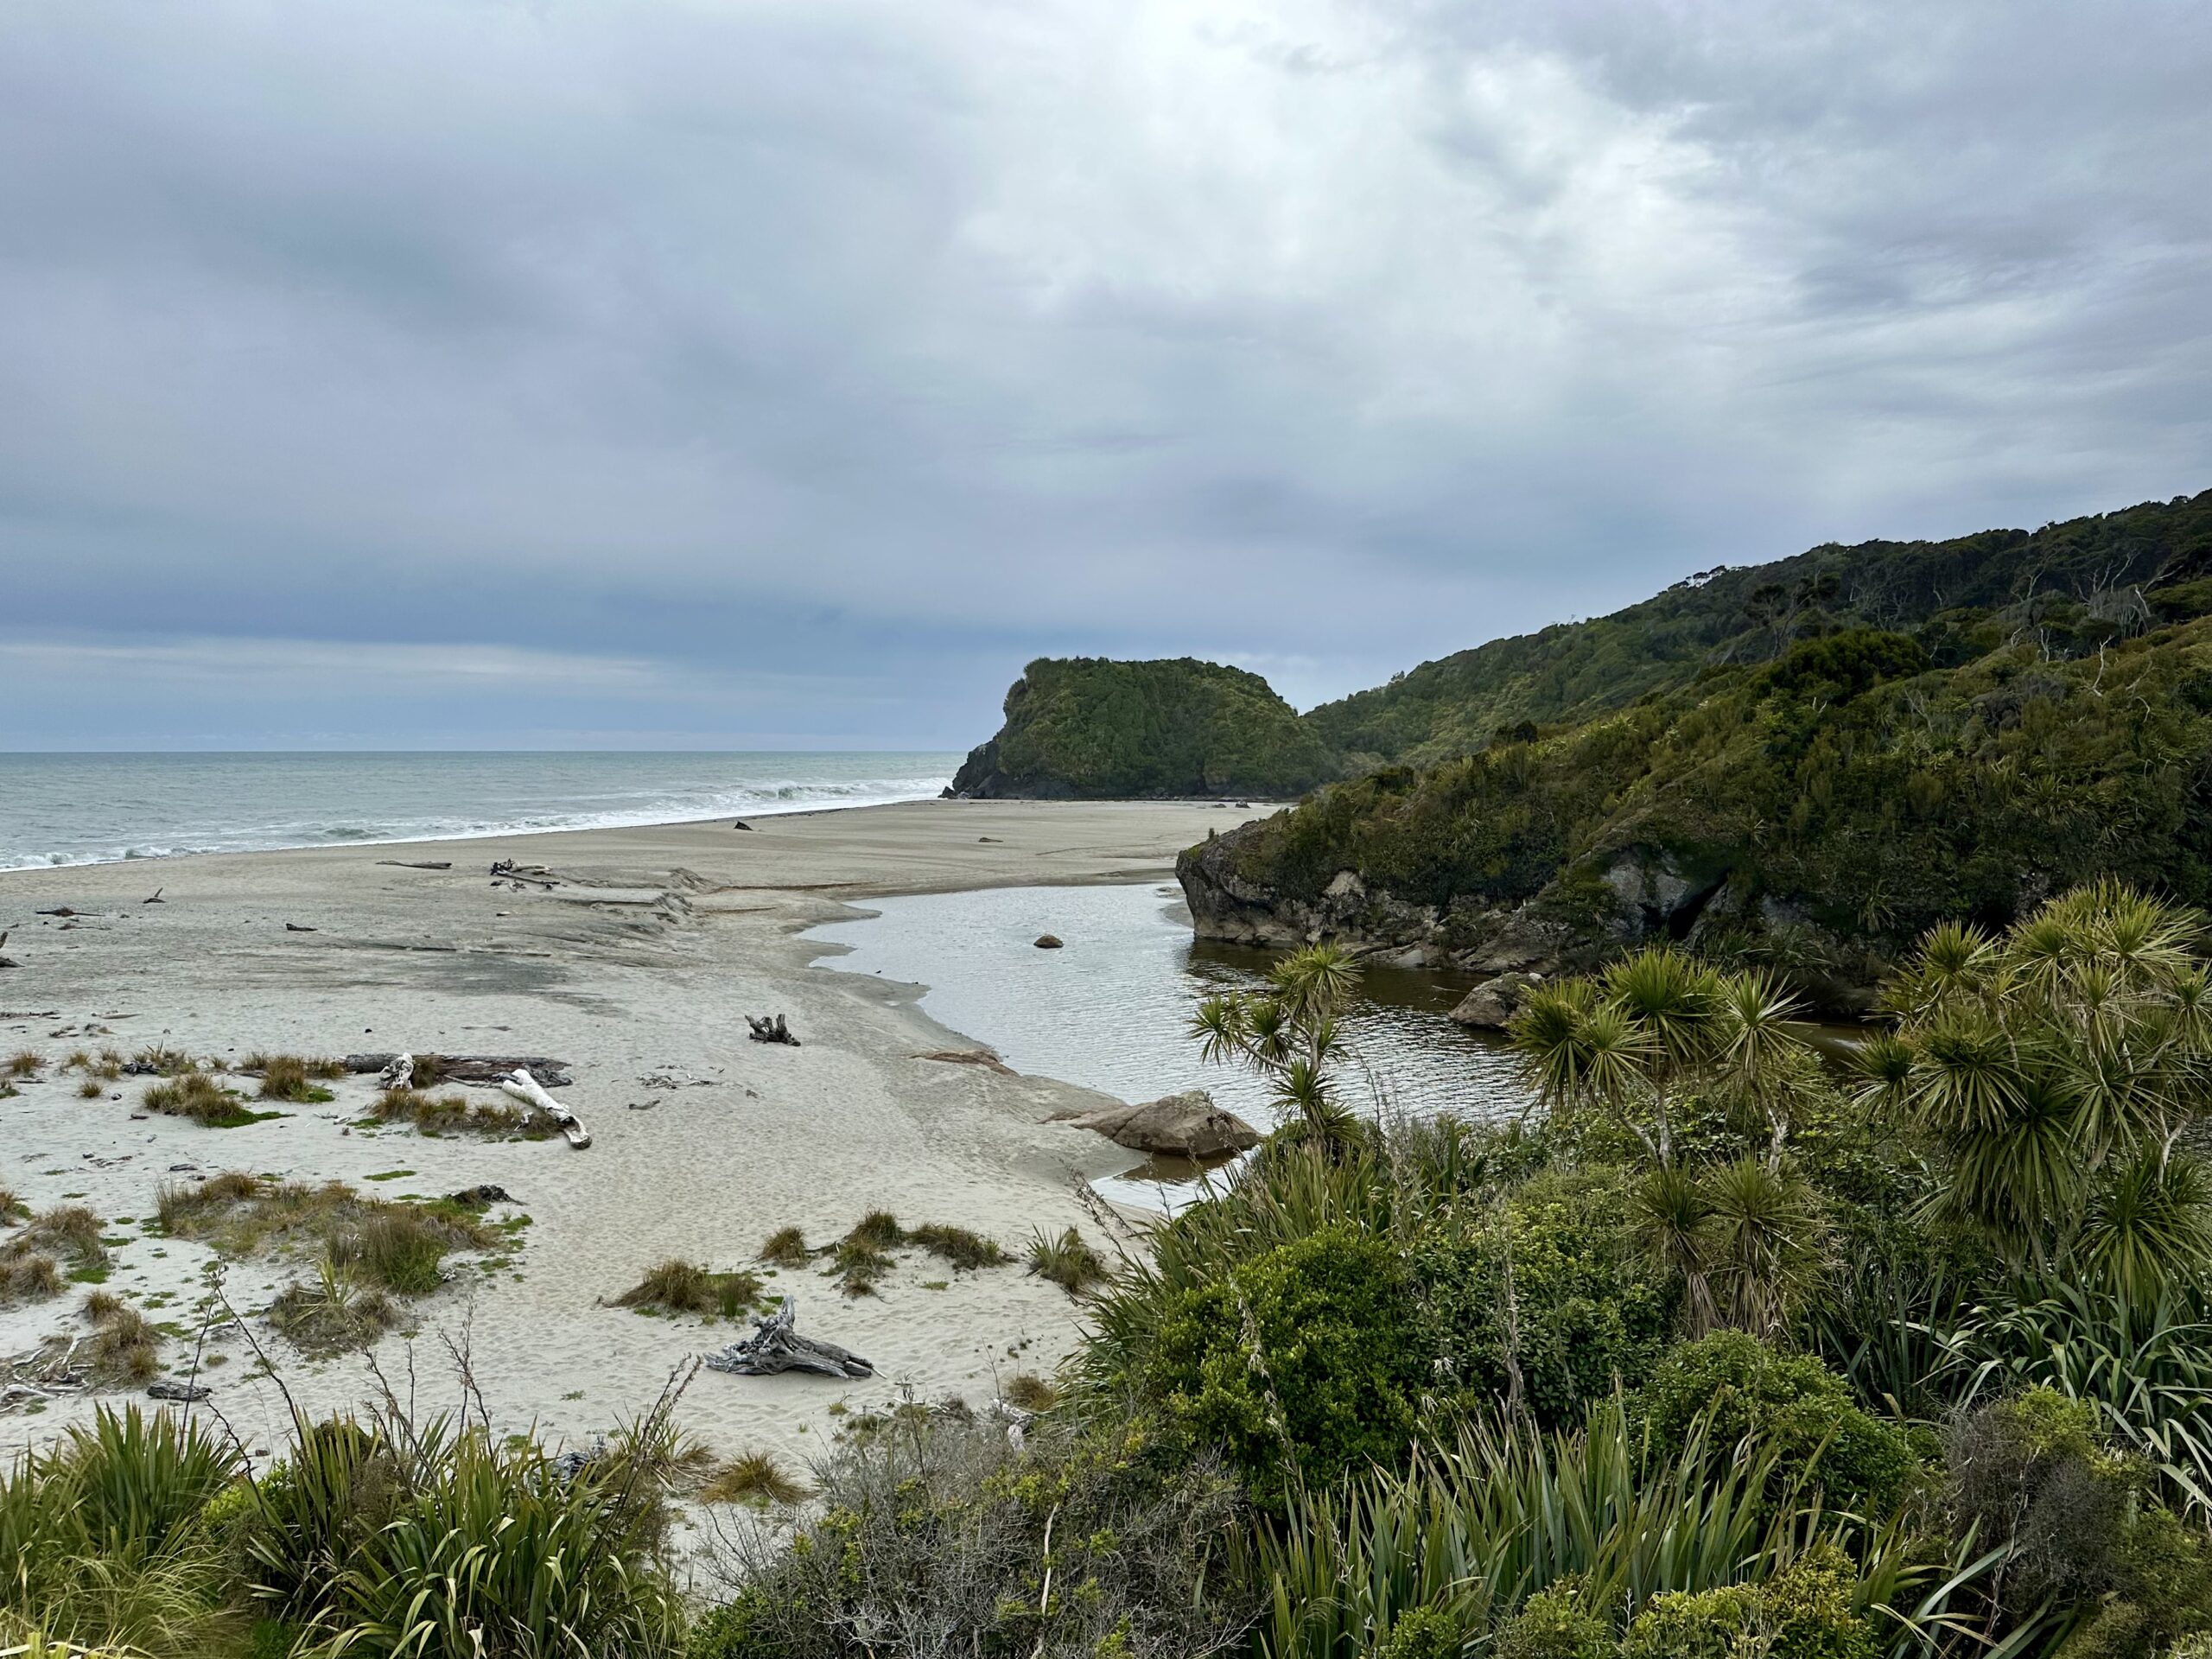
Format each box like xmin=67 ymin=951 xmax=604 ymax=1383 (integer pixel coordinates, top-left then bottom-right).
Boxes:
xmin=343 ymin=1053 xmax=575 ymax=1088
xmin=375 ymin=860 xmax=453 ymax=870
xmin=500 ymin=1067 xmax=591 ymax=1149
xmin=703 ymin=1297 xmax=873 ymax=1379
xmin=747 ymin=1014 xmax=800 ymax=1046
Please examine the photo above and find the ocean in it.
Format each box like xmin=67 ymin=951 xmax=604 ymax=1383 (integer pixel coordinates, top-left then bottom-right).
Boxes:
xmin=0 ymin=750 xmax=963 ymax=872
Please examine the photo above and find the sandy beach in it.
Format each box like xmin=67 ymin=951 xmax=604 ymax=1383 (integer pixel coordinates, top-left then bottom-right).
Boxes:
xmin=0 ymin=799 xmax=1255 ymax=1491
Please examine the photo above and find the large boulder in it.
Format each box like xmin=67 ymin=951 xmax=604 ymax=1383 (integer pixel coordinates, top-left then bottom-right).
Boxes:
xmin=1448 ymin=971 xmax=1545 ymax=1029
xmin=1058 ymin=1089 xmax=1260 ymax=1158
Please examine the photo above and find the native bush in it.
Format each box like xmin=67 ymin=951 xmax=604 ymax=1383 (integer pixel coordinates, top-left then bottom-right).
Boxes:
xmin=1419 ymin=1166 xmax=1676 ymax=1429
xmin=1139 ymin=1224 xmax=1427 ymax=1501
xmin=1639 ymin=1333 xmax=1916 ymax=1513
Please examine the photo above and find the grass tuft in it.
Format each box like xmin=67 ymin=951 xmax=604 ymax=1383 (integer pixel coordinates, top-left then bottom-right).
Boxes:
xmin=613 ymin=1259 xmax=765 ymax=1319
xmin=0 ymin=1186 xmax=26 ymax=1224
xmin=83 ymin=1293 xmax=162 ymax=1382
xmin=143 ymin=1073 xmax=264 ymax=1128
xmin=77 ymin=1077 xmax=105 ymax=1100
xmin=253 ymin=1055 xmax=339 ymax=1103
xmin=758 ymin=1225 xmax=810 ymax=1268
xmin=5 ymin=1049 xmax=41 ymax=1078
xmin=908 ymin=1224 xmax=1009 ymax=1271
xmin=270 ymin=1259 xmax=401 ymax=1355
xmin=1026 ymin=1228 xmax=1107 ymax=1298
xmin=372 ymin=1085 xmax=546 ymax=1138
xmin=130 ymin=1045 xmax=199 ymax=1077
xmin=829 ymin=1236 xmax=893 ymax=1298
xmin=699 ymin=1450 xmax=807 ymax=1506
xmin=1002 ymin=1373 xmax=1059 ymax=1412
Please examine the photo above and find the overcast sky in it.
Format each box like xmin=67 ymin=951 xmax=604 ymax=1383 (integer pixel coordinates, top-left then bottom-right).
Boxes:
xmin=3 ymin=0 xmax=2207 ymax=749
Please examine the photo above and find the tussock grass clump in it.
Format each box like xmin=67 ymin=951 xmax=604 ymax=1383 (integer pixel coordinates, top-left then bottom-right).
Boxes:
xmin=830 ymin=1235 xmax=893 ymax=1298
xmin=759 ymin=1225 xmax=810 ymax=1267
xmin=0 ymin=1187 xmax=26 ymax=1224
xmin=0 ymin=1251 xmax=63 ymax=1305
xmin=142 ymin=1072 xmax=258 ymax=1127
xmin=270 ymin=1261 xmax=401 ymax=1354
xmin=613 ymin=1258 xmax=764 ymax=1319
xmin=700 ymin=1449 xmax=807 ymax=1506
xmin=76 ymin=1077 xmax=105 ymax=1099
xmin=20 ymin=1205 xmax=107 ymax=1276
xmin=372 ymin=1085 xmax=546 ymax=1138
xmin=157 ymin=1171 xmax=493 ymax=1287
xmin=1003 ymin=1372 xmax=1060 ymax=1412
xmin=5 ymin=1049 xmax=41 ymax=1078
xmin=909 ymin=1223 xmax=1010 ymax=1271
xmin=1027 ymin=1228 xmax=1107 ymax=1297
xmin=252 ymin=1055 xmax=339 ymax=1103
xmin=81 ymin=1292 xmax=161 ymax=1383
xmin=847 ymin=1209 xmax=905 ymax=1249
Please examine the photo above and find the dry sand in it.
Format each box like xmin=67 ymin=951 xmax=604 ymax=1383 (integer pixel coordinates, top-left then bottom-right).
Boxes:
xmin=0 ymin=798 xmax=1257 ymax=1492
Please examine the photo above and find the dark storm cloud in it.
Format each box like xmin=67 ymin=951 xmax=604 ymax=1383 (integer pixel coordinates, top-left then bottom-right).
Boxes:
xmin=0 ymin=0 xmax=2206 ymax=746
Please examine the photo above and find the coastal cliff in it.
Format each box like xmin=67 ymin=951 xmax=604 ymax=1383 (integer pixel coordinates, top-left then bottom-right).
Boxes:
xmin=944 ymin=657 xmax=1336 ymax=800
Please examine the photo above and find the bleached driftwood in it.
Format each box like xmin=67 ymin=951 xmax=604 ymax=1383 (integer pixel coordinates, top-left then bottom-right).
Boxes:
xmin=377 ymin=860 xmax=453 ymax=870
xmin=501 ymin=1067 xmax=591 ymax=1149
xmin=747 ymin=1014 xmax=800 ymax=1046
xmin=703 ymin=1298 xmax=872 ymax=1379
xmin=379 ymin=1053 xmax=415 ymax=1090
xmin=342 ymin=1053 xmax=575 ymax=1088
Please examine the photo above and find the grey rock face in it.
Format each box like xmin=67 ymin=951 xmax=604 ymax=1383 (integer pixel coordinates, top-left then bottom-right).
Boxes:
xmin=1058 ymin=1089 xmax=1261 ymax=1158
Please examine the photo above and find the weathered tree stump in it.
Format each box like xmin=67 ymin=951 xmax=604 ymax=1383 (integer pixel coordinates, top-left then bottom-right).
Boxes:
xmin=747 ymin=1014 xmax=800 ymax=1046
xmin=703 ymin=1298 xmax=872 ymax=1378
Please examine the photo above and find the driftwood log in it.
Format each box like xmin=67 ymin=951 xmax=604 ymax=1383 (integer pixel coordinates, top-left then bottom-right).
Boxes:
xmin=704 ymin=1298 xmax=872 ymax=1379
xmin=376 ymin=860 xmax=453 ymax=870
xmin=500 ymin=1067 xmax=591 ymax=1149
xmin=747 ymin=1014 xmax=799 ymax=1046
xmin=342 ymin=1053 xmax=575 ymax=1088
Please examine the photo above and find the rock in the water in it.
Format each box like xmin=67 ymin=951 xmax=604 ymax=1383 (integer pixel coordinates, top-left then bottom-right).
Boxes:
xmin=1448 ymin=971 xmax=1544 ymax=1029
xmin=1034 ymin=934 xmax=1063 ymax=949
xmin=1058 ymin=1089 xmax=1259 ymax=1158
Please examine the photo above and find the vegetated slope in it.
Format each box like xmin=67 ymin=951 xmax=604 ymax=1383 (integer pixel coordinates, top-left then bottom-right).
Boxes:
xmin=1183 ymin=620 xmax=2212 ymax=1008
xmin=1303 ymin=490 xmax=2212 ymax=768
xmin=944 ymin=656 xmax=1338 ymax=799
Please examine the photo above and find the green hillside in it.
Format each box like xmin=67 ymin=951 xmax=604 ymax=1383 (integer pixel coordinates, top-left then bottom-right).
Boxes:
xmin=1183 ymin=615 xmax=2212 ymax=1006
xmin=1303 ymin=490 xmax=2212 ymax=766
xmin=944 ymin=656 xmax=1338 ymax=799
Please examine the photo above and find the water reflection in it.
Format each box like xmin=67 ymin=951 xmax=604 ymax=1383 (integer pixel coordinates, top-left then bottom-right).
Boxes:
xmin=805 ymin=882 xmax=1536 ymax=1210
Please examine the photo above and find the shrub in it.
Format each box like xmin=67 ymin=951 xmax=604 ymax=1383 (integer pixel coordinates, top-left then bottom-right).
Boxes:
xmin=0 ymin=1406 xmax=239 ymax=1654
xmin=1493 ymin=1580 xmax=1612 ymax=1659
xmin=269 ymin=1260 xmax=399 ymax=1354
xmin=1377 ymin=1602 xmax=1473 ymax=1659
xmin=703 ymin=1413 xmax=1249 ymax=1659
xmin=1141 ymin=1224 xmax=1427 ymax=1500
xmin=1003 ymin=1372 xmax=1058 ymax=1412
xmin=1639 ymin=1332 xmax=1916 ymax=1511
xmin=1421 ymin=1166 xmax=1675 ymax=1428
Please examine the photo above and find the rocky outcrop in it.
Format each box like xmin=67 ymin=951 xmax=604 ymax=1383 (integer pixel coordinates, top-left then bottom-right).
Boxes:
xmin=1056 ymin=1090 xmax=1260 ymax=1158
xmin=1448 ymin=971 xmax=1545 ymax=1029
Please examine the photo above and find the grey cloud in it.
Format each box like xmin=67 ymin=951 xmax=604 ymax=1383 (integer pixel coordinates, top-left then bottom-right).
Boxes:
xmin=0 ymin=0 xmax=2206 ymax=747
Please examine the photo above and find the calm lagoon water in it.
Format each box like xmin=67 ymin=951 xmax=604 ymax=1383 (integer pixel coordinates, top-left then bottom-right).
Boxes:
xmin=808 ymin=882 xmax=1534 ymax=1208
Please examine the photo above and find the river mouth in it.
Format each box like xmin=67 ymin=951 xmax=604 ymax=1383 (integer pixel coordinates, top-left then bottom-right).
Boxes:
xmin=806 ymin=880 xmax=1535 ymax=1210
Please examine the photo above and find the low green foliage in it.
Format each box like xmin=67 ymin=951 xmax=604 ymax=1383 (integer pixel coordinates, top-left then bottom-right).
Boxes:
xmin=1141 ymin=1224 xmax=1426 ymax=1501
xmin=1639 ymin=1333 xmax=1917 ymax=1513
xmin=613 ymin=1259 xmax=765 ymax=1320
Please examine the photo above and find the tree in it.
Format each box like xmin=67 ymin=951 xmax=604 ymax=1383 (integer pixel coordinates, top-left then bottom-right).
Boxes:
xmin=1857 ymin=881 xmax=2212 ymax=1300
xmin=1190 ymin=944 xmax=1365 ymax=1148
